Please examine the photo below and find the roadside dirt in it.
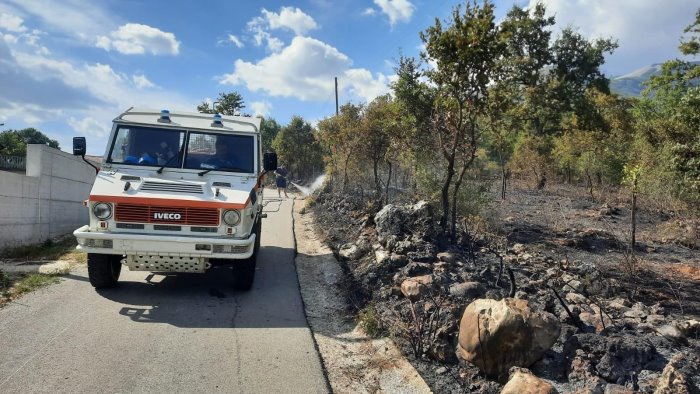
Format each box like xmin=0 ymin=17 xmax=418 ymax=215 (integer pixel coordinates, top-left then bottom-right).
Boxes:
xmin=293 ymin=197 xmax=432 ymax=394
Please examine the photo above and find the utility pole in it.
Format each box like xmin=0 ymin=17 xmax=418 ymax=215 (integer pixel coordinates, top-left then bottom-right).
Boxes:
xmin=334 ymin=77 xmax=339 ymax=116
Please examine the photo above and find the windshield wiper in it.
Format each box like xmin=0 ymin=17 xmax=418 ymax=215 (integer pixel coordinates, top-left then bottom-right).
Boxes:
xmin=198 ymin=168 xmax=213 ymax=176
xmin=156 ymin=147 xmax=184 ymax=174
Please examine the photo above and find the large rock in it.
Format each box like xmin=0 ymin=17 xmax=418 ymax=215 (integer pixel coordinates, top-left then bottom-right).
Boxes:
xmin=564 ymin=334 xmax=658 ymax=386
xmin=501 ymin=368 xmax=557 ymax=394
xmin=400 ymin=275 xmax=433 ymax=301
xmin=654 ymin=349 xmax=700 ymax=394
xmin=374 ymin=249 xmax=390 ymax=265
xmin=339 ymin=243 xmax=362 ymax=260
xmin=457 ymin=298 xmax=561 ymax=377
xmin=437 ymin=252 xmax=457 ymax=264
xmin=374 ymin=201 xmax=433 ymax=238
xmin=401 ymin=261 xmax=432 ymax=276
xmin=449 ymin=282 xmax=485 ymax=299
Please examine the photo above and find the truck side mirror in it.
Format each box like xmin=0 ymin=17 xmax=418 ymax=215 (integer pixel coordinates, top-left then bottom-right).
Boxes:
xmin=73 ymin=136 xmax=98 ymax=174
xmin=73 ymin=137 xmax=86 ymax=156
xmin=263 ymin=152 xmax=277 ymax=172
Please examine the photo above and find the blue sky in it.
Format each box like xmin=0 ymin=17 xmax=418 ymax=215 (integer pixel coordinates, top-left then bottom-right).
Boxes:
xmin=0 ymin=0 xmax=697 ymax=154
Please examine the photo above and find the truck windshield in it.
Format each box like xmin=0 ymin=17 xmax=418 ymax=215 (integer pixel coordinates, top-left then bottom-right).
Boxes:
xmin=108 ymin=126 xmax=185 ymax=168
xmin=184 ymin=132 xmax=255 ymax=174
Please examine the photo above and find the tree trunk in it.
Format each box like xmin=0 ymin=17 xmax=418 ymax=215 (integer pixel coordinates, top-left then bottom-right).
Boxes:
xmin=385 ymin=161 xmax=393 ymax=205
xmin=499 ymin=150 xmax=506 ymax=200
xmin=585 ymin=169 xmax=594 ymax=200
xmin=440 ymin=157 xmax=455 ymax=237
xmin=373 ymin=157 xmax=381 ymax=199
xmin=342 ymin=151 xmax=351 ymax=193
xmin=630 ymin=190 xmax=637 ymax=255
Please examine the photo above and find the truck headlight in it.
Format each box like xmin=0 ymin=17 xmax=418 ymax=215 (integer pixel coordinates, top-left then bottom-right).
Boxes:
xmin=93 ymin=203 xmax=112 ymax=220
xmin=222 ymin=210 xmax=241 ymax=226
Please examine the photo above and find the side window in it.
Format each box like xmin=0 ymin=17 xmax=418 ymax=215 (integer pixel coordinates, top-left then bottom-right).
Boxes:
xmin=112 ymin=129 xmax=130 ymax=163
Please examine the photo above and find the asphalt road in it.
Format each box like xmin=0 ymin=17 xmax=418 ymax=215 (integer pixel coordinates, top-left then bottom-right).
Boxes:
xmin=0 ymin=195 xmax=329 ymax=394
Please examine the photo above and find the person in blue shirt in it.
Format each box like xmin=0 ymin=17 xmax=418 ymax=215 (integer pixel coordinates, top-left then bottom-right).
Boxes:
xmin=274 ymin=164 xmax=289 ymax=198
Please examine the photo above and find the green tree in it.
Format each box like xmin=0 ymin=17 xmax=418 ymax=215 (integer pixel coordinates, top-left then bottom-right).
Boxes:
xmin=272 ymin=116 xmax=324 ymax=181
xmin=197 ymin=92 xmax=246 ymax=116
xmin=318 ymin=103 xmax=363 ymax=191
xmin=403 ymin=0 xmax=503 ymax=239
xmin=259 ymin=117 xmax=280 ymax=151
xmin=633 ymin=8 xmax=700 ymax=206
xmin=550 ymin=28 xmax=618 ymax=128
xmin=497 ymin=4 xmax=617 ymax=189
xmin=359 ymin=95 xmax=397 ymax=200
xmin=392 ymin=56 xmax=438 ymax=196
xmin=0 ymin=128 xmax=60 ymax=156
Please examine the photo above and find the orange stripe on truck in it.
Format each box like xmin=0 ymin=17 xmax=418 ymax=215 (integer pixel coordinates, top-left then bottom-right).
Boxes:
xmin=89 ymin=195 xmax=250 ymax=209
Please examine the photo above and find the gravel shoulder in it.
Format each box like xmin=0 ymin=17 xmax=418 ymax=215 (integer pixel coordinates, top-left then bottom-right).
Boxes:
xmin=293 ymin=197 xmax=431 ymax=394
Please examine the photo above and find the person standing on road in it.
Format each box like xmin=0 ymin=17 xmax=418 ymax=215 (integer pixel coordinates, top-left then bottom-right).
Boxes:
xmin=274 ymin=164 xmax=289 ymax=198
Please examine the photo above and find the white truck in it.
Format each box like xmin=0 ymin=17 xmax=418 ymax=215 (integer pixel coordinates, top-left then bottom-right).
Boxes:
xmin=72 ymin=108 xmax=277 ymax=291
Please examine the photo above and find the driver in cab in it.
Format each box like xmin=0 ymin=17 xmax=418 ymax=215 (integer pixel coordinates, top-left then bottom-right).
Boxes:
xmin=206 ymin=138 xmax=238 ymax=169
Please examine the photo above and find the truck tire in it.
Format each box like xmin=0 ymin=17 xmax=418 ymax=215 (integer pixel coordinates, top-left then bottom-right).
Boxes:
xmin=87 ymin=253 xmax=122 ymax=288
xmin=232 ymin=219 xmax=261 ymax=291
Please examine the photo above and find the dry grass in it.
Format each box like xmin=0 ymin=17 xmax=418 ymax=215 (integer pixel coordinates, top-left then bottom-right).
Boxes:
xmin=0 ymin=236 xmax=85 ymax=307
xmin=0 ymin=236 xmax=85 ymax=263
xmin=0 ymin=271 xmax=61 ymax=307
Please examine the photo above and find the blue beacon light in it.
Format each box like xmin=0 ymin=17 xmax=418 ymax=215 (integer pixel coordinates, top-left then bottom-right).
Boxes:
xmin=211 ymin=113 xmax=223 ymax=127
xmin=158 ymin=109 xmax=171 ymax=123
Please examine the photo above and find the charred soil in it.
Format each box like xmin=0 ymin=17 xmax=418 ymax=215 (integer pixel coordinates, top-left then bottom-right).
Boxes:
xmin=309 ymin=180 xmax=699 ymax=393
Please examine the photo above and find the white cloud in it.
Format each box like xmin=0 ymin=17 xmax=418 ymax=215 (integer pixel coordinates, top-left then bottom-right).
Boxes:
xmin=266 ymin=36 xmax=284 ymax=53
xmin=132 ymin=74 xmax=155 ymax=89
xmin=247 ymin=19 xmax=284 ymax=53
xmin=246 ymin=7 xmax=318 ymax=53
xmin=228 ymin=34 xmax=244 ymax=48
xmin=68 ymin=116 xmax=111 ymax=138
xmin=96 ymin=23 xmax=180 ymax=55
xmin=220 ymin=36 xmax=390 ymax=102
xmin=363 ymin=8 xmax=377 ymax=16
xmin=250 ymin=100 xmax=272 ymax=117
xmin=0 ymin=35 xmax=194 ymax=151
xmin=261 ymin=7 xmax=318 ymax=35
xmin=2 ymin=33 xmax=18 ymax=44
xmin=373 ymin=0 xmax=414 ymax=26
xmin=0 ymin=13 xmax=26 ymax=32
xmin=6 ymin=0 xmax=114 ymax=38
xmin=529 ymin=0 xmax=699 ymax=74
xmin=344 ymin=69 xmax=391 ymax=101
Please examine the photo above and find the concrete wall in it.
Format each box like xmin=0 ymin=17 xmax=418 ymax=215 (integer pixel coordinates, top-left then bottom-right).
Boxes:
xmin=0 ymin=145 xmax=96 ymax=248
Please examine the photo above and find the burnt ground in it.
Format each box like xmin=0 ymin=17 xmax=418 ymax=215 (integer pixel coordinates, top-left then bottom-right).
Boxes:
xmin=308 ymin=180 xmax=700 ymax=393
xmin=490 ymin=181 xmax=699 ymax=317
xmin=491 ymin=185 xmax=700 ymax=319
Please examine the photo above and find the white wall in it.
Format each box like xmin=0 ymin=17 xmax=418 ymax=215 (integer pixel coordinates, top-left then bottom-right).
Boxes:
xmin=0 ymin=145 xmax=96 ymax=248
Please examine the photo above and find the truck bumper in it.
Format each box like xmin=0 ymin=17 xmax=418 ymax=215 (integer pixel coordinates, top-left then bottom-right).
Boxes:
xmin=73 ymin=225 xmax=256 ymax=260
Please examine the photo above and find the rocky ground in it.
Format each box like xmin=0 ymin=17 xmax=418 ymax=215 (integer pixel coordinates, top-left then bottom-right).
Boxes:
xmin=294 ymin=199 xmax=431 ymax=393
xmin=308 ymin=181 xmax=699 ymax=393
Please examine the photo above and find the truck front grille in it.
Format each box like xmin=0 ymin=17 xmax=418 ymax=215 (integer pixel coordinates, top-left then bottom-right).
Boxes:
xmin=115 ymin=204 xmax=219 ymax=226
xmin=140 ymin=181 xmax=204 ymax=194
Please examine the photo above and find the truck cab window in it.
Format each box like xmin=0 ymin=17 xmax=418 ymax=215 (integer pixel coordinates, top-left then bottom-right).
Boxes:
xmin=185 ymin=132 xmax=255 ymax=173
xmin=108 ymin=126 xmax=185 ymax=168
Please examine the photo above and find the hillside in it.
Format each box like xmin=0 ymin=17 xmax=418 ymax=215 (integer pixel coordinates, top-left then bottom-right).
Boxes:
xmin=610 ymin=61 xmax=699 ymax=97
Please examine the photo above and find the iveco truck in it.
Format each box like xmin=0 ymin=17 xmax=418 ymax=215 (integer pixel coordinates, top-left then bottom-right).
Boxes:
xmin=72 ymin=108 xmax=277 ymax=291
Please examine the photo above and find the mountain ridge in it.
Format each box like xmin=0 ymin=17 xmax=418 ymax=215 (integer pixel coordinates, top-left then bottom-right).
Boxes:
xmin=610 ymin=61 xmax=699 ymax=97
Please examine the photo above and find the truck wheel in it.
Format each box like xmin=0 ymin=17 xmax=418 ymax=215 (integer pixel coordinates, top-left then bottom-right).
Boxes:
xmin=87 ymin=253 xmax=122 ymax=288
xmin=232 ymin=219 xmax=261 ymax=291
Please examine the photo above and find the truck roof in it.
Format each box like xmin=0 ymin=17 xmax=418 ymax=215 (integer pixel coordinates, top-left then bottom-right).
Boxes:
xmin=114 ymin=107 xmax=261 ymax=134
